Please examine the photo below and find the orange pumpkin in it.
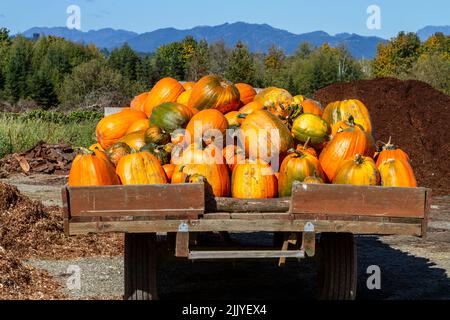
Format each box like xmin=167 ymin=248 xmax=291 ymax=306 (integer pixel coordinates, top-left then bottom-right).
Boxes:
xmin=222 ymin=145 xmax=245 ymax=171
xmin=171 ymin=166 xmax=189 ymax=184
xmin=186 ymin=109 xmax=229 ymax=146
xmin=68 ymin=148 xmax=120 ymax=186
xmin=225 ymin=111 xmax=242 ymax=127
xmin=319 ymin=124 xmax=375 ymax=181
xmin=174 ymin=144 xmax=230 ymax=197
xmin=105 ymin=142 xmax=132 ymax=166
xmin=296 ymin=139 xmax=318 ymax=158
xmin=126 ymin=119 xmax=150 ymax=135
xmin=188 ymin=75 xmax=240 ymax=114
xmin=119 ymin=130 xmax=147 ymax=150
xmin=323 ymin=99 xmax=373 ymax=135
xmin=375 ymin=137 xmax=411 ymax=168
xmin=163 ymin=163 xmax=176 ymax=180
xmin=231 ymin=160 xmax=278 ymax=199
xmin=330 ymin=115 xmax=361 ymax=137
xmin=333 ymin=154 xmax=380 ymax=186
xmin=130 ymin=92 xmax=149 ymax=112
xmin=144 ymin=125 xmax=171 ymax=145
xmin=176 ymin=89 xmax=192 ymax=106
xmin=96 ymin=108 xmax=148 ymax=150
xmin=278 ymin=151 xmax=326 ymax=197
xmin=299 ymin=99 xmax=323 ymax=116
xmin=239 ymin=101 xmax=264 ymax=115
xmin=254 ymin=87 xmax=293 ymax=121
xmin=116 ymin=151 xmax=168 ymax=185
xmin=240 ymin=110 xmax=294 ymax=162
xmin=379 ymin=159 xmax=417 ymax=187
xmin=143 ymin=77 xmax=185 ymax=116
xmin=235 ymin=83 xmax=257 ymax=106
xmin=182 ymin=81 xmax=196 ymax=91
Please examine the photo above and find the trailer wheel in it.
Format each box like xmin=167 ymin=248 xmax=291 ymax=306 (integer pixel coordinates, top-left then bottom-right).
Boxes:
xmin=316 ymin=233 xmax=357 ymax=300
xmin=124 ymin=233 xmax=158 ymax=300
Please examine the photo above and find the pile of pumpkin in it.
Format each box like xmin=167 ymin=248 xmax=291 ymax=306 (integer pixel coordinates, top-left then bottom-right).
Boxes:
xmin=68 ymin=75 xmax=417 ymax=198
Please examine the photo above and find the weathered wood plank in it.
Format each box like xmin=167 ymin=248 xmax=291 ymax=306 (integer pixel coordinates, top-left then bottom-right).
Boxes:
xmin=67 ymin=184 xmax=204 ymax=218
xmin=206 ymin=196 xmax=290 ymax=213
xmin=61 ymin=187 xmax=70 ymax=236
xmin=290 ymin=182 xmax=429 ymax=218
xmin=68 ymin=219 xmax=422 ymax=236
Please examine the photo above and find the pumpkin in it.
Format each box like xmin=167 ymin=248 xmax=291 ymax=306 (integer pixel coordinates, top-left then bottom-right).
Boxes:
xmin=304 ymin=175 xmax=324 ymax=184
xmin=296 ymin=139 xmax=318 ymax=158
xmin=254 ymin=87 xmax=293 ymax=121
xmin=116 ymin=151 xmax=168 ymax=185
xmin=299 ymin=99 xmax=323 ymax=116
xmin=68 ymin=148 xmax=120 ymax=186
xmin=240 ymin=110 xmax=294 ymax=162
xmin=170 ymin=144 xmax=185 ymax=165
xmin=182 ymin=81 xmax=196 ymax=91
xmin=176 ymin=89 xmax=192 ymax=106
xmin=150 ymin=102 xmax=194 ymax=133
xmin=330 ymin=115 xmax=363 ymax=137
xmin=333 ymin=154 xmax=380 ymax=186
xmin=293 ymin=95 xmax=305 ymax=104
xmin=278 ymin=151 xmax=326 ymax=197
xmin=319 ymin=124 xmax=375 ymax=181
xmin=105 ymin=142 xmax=132 ymax=166
xmin=130 ymin=92 xmax=149 ymax=112
xmin=225 ymin=111 xmax=242 ymax=127
xmin=222 ymin=145 xmax=245 ymax=171
xmin=291 ymin=113 xmax=330 ymax=146
xmin=171 ymin=131 xmax=186 ymax=146
xmin=174 ymin=144 xmax=230 ymax=197
xmin=239 ymin=101 xmax=264 ymax=115
xmin=163 ymin=164 xmax=176 ymax=180
xmin=235 ymin=83 xmax=257 ymax=106
xmin=119 ymin=130 xmax=147 ymax=150
xmin=143 ymin=77 xmax=185 ymax=116
xmin=126 ymin=119 xmax=150 ymax=135
xmin=375 ymin=137 xmax=411 ymax=168
xmin=96 ymin=108 xmax=147 ymax=149
xmin=186 ymin=109 xmax=229 ymax=146
xmin=323 ymin=99 xmax=373 ymax=134
xmin=171 ymin=166 xmax=189 ymax=184
xmin=89 ymin=143 xmax=104 ymax=152
xmin=140 ymin=143 xmax=170 ymax=165
xmin=231 ymin=160 xmax=278 ymax=199
xmin=379 ymin=159 xmax=417 ymax=187
xmin=188 ymin=75 xmax=240 ymax=114
xmin=144 ymin=125 xmax=171 ymax=145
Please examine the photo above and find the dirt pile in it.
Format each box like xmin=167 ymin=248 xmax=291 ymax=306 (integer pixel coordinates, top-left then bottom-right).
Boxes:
xmin=0 ymin=250 xmax=65 ymax=300
xmin=314 ymin=78 xmax=450 ymax=195
xmin=0 ymin=183 xmax=123 ymax=260
xmin=0 ymin=141 xmax=76 ymax=178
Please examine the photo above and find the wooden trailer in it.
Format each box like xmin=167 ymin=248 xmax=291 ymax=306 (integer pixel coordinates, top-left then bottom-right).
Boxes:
xmin=62 ymin=182 xmax=431 ymax=300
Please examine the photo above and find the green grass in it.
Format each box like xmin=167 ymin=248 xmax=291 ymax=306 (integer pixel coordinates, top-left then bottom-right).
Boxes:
xmin=0 ymin=117 xmax=97 ymax=158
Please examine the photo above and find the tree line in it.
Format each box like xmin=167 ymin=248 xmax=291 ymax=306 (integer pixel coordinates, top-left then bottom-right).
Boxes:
xmin=0 ymin=27 xmax=448 ymax=111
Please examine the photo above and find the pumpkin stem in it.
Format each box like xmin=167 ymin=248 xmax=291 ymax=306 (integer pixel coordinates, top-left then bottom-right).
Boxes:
xmin=354 ymin=154 xmax=364 ymax=164
xmin=78 ymin=147 xmax=94 ymax=155
xmin=302 ymin=137 xmax=311 ymax=150
xmin=237 ymin=113 xmax=248 ymax=119
xmin=347 ymin=115 xmax=355 ymax=126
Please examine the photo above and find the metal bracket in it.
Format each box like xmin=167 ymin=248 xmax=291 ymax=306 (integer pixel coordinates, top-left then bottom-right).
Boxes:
xmin=302 ymin=222 xmax=316 ymax=257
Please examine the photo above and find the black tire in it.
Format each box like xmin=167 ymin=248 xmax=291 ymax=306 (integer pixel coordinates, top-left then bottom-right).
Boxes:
xmin=124 ymin=233 xmax=158 ymax=300
xmin=316 ymin=233 xmax=357 ymax=300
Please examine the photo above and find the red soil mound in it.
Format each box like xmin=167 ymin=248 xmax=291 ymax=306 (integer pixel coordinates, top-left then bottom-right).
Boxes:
xmin=314 ymin=78 xmax=450 ymax=195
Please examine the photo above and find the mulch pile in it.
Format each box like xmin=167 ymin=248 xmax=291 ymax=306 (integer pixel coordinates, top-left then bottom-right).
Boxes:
xmin=314 ymin=77 xmax=450 ymax=195
xmin=0 ymin=141 xmax=76 ymax=178
xmin=0 ymin=249 xmax=66 ymax=300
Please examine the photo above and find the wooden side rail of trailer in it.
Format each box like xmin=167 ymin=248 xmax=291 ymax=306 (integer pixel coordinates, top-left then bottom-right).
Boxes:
xmin=61 ymin=182 xmax=431 ymax=300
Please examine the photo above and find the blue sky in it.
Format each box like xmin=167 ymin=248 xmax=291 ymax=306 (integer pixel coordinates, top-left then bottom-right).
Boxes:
xmin=0 ymin=0 xmax=448 ymax=38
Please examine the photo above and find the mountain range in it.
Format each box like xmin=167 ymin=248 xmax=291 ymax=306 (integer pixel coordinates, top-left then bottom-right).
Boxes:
xmin=20 ymin=22 xmax=450 ymax=59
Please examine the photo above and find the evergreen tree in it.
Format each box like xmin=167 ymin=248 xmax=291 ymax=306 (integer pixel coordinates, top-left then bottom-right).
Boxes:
xmin=108 ymin=43 xmax=140 ymax=81
xmin=30 ymin=61 xmax=58 ymax=109
xmin=225 ymin=42 xmax=256 ymax=84
xmin=155 ymin=42 xmax=185 ymax=79
xmin=4 ymin=36 xmax=32 ymax=102
xmin=186 ymin=40 xmax=210 ymax=81
xmin=208 ymin=41 xmax=229 ymax=77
